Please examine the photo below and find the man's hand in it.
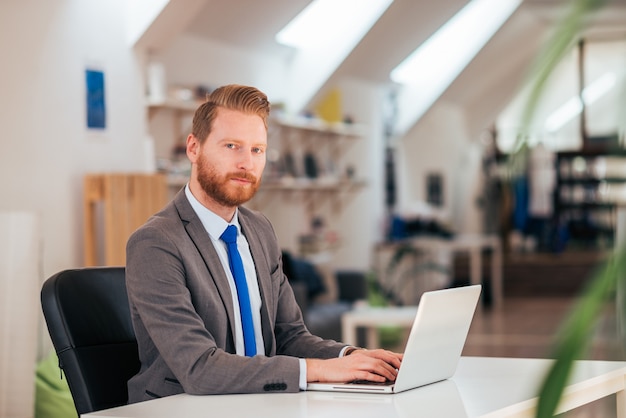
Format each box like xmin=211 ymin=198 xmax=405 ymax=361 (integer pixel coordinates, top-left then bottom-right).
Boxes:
xmin=306 ymin=349 xmax=403 ymax=383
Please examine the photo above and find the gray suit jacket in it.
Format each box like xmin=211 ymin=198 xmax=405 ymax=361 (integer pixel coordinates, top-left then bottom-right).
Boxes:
xmin=125 ymin=189 xmax=345 ymax=403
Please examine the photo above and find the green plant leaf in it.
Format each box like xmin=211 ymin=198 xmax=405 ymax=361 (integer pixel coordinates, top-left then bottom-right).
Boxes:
xmin=508 ymin=0 xmax=608 ymax=179
xmin=535 ymin=250 xmax=623 ymax=417
xmin=508 ymin=0 xmax=615 ymax=416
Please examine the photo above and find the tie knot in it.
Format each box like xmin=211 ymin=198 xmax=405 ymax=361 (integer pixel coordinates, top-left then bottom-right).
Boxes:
xmin=220 ymin=225 xmax=238 ymax=244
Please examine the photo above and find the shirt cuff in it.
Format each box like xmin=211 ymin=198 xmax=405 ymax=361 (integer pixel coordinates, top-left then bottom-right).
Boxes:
xmin=300 ymin=347 xmax=356 ymax=390
xmin=340 ymin=346 xmax=361 ymax=357
xmin=299 ymin=358 xmax=307 ymax=390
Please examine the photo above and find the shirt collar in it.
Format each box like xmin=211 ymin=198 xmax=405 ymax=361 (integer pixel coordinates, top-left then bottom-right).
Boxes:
xmin=184 ymin=184 xmax=240 ymax=240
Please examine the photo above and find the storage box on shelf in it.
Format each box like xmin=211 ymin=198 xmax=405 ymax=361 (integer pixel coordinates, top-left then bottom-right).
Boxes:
xmin=265 ymin=115 xmax=365 ymax=176
xmin=257 ymin=114 xmax=367 ymax=207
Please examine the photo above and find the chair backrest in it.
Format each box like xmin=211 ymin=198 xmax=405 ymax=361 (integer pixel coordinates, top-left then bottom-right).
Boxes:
xmin=40 ymin=267 xmax=140 ymax=415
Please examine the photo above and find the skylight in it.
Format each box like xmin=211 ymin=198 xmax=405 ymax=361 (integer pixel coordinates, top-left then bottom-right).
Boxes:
xmin=545 ymin=72 xmax=617 ymax=132
xmin=390 ymin=0 xmax=521 ymax=136
xmin=390 ymin=0 xmax=521 ymax=84
xmin=275 ymin=0 xmax=393 ymax=49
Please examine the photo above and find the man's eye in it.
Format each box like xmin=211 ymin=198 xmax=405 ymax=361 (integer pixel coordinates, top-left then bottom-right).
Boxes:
xmin=226 ymin=143 xmax=237 ymax=149
xmin=253 ymin=147 xmax=265 ymax=154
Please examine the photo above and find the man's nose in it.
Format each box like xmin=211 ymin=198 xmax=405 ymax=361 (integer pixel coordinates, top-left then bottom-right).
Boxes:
xmin=236 ymin=149 xmax=254 ymax=169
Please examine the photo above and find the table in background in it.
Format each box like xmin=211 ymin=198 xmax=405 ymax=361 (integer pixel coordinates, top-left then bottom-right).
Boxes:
xmin=83 ymin=357 xmax=626 ymax=418
xmin=341 ymin=305 xmax=417 ymax=349
xmin=374 ymin=234 xmax=503 ymax=308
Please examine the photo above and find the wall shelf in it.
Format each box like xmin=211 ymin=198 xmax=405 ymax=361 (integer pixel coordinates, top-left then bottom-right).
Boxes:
xmin=270 ymin=113 xmax=365 ymax=136
xmin=146 ymin=98 xmax=200 ymax=119
xmin=260 ymin=178 xmax=367 ymax=191
xmin=147 ymin=97 xmax=368 ymax=258
xmin=555 ymin=150 xmax=626 ymax=248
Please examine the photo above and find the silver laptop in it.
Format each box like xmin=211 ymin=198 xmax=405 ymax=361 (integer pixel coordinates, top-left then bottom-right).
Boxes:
xmin=307 ymin=284 xmax=481 ymax=394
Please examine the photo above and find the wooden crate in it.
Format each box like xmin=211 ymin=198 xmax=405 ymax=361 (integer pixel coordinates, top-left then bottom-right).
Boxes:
xmin=83 ymin=173 xmax=168 ymax=266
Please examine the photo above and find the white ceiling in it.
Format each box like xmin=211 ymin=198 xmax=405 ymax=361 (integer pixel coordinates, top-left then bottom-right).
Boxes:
xmin=174 ymin=0 xmax=626 ymax=133
xmin=184 ymin=0 xmax=309 ymax=56
xmin=183 ymin=0 xmax=626 ymax=80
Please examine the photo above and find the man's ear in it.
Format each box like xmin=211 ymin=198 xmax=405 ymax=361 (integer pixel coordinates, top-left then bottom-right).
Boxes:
xmin=186 ymin=134 xmax=199 ymax=163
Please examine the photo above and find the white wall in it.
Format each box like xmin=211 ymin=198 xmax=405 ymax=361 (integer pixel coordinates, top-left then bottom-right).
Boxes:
xmin=0 ymin=0 xmax=147 ymax=276
xmin=395 ymin=101 xmax=483 ymax=234
xmin=315 ymin=79 xmax=388 ymax=270
xmin=153 ymin=33 xmax=291 ymax=103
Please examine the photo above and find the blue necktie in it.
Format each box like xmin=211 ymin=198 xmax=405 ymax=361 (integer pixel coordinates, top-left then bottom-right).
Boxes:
xmin=220 ymin=225 xmax=257 ymax=357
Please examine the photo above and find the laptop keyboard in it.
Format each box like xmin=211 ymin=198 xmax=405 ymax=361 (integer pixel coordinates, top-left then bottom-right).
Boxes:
xmin=351 ymin=379 xmax=394 ymax=386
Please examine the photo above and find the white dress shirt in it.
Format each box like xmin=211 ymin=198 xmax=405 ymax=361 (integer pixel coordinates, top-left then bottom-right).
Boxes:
xmin=185 ymin=186 xmax=264 ymax=355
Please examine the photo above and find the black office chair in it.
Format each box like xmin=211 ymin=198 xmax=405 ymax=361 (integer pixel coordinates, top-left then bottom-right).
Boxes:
xmin=40 ymin=267 xmax=140 ymax=415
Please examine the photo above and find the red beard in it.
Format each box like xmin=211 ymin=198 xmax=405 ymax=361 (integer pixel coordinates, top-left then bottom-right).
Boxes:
xmin=196 ymin=153 xmax=260 ymax=207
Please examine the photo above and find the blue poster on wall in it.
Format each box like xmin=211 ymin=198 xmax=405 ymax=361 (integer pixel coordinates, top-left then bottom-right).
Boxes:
xmin=85 ymin=69 xmax=106 ymax=129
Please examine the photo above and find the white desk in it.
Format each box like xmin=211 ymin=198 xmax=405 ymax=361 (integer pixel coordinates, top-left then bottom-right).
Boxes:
xmin=83 ymin=357 xmax=626 ymax=418
xmin=374 ymin=234 xmax=503 ymax=308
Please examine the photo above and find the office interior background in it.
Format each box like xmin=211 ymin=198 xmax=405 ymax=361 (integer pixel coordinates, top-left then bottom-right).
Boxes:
xmin=2 ymin=0 xmax=626 ymax=416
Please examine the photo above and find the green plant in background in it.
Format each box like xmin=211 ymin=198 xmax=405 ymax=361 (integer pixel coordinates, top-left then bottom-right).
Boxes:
xmin=510 ymin=0 xmax=626 ymax=416
xmin=535 ymin=256 xmax=622 ymax=417
xmin=373 ymin=244 xmax=452 ymax=306
xmin=366 ymin=269 xmax=392 ymax=307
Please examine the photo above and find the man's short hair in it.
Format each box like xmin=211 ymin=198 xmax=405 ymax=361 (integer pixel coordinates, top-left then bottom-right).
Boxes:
xmin=191 ymin=84 xmax=271 ymax=143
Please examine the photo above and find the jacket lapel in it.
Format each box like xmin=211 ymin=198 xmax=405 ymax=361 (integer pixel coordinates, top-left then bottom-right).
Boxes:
xmin=172 ymin=189 xmax=238 ymax=346
xmin=239 ymin=212 xmax=275 ymax=356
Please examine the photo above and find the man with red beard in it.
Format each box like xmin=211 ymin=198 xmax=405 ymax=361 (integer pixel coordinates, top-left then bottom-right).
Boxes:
xmin=125 ymin=84 xmax=402 ymax=403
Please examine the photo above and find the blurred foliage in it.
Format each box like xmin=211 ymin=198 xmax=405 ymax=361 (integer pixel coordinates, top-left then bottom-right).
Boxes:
xmin=365 ymin=271 xmax=405 ymax=349
xmin=508 ymin=0 xmax=608 ymax=178
xmin=510 ymin=0 xmax=625 ymax=417
xmin=536 ymin=253 xmax=622 ymax=417
xmin=366 ymin=270 xmax=392 ymax=307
